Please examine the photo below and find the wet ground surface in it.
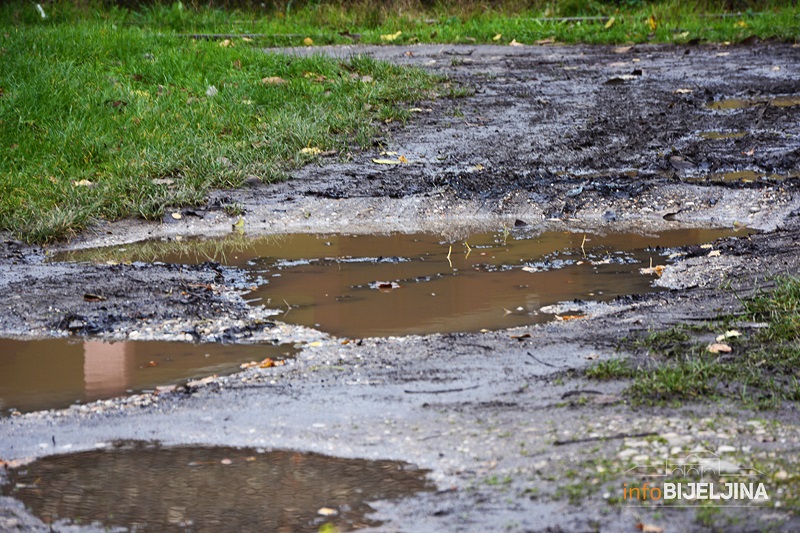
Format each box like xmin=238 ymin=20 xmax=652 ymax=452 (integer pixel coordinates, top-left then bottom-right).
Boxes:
xmin=1 ymin=43 xmax=800 ymax=532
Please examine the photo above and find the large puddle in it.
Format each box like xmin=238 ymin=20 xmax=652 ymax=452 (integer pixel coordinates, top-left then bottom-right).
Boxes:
xmin=61 ymin=229 xmax=737 ymax=338
xmin=1 ymin=442 xmax=433 ymax=531
xmin=0 ymin=339 xmax=292 ymax=413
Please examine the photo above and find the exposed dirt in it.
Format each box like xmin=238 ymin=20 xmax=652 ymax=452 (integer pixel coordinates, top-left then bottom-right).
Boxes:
xmin=1 ymin=43 xmax=800 ymax=532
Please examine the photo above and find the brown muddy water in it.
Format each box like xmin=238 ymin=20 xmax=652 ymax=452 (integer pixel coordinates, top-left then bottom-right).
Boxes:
xmin=1 ymin=442 xmax=433 ymax=531
xmin=60 ymin=228 xmax=737 ymax=338
xmin=0 ymin=339 xmax=291 ymax=413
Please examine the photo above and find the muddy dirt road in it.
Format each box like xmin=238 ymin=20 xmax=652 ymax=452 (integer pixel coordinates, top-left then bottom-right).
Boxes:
xmin=1 ymin=43 xmax=800 ymax=532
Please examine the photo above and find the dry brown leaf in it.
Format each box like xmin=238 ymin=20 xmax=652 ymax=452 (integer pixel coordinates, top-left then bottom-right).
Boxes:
xmin=640 ymin=264 xmax=665 ymax=276
xmin=262 ymin=76 xmax=286 ymax=85
xmin=708 ymin=343 xmax=732 ymax=354
xmin=636 ymin=524 xmax=664 ymax=533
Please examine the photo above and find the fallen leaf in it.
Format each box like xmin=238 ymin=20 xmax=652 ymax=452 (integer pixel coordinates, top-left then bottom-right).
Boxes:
xmin=716 ymin=330 xmax=741 ymax=342
xmin=716 ymin=52 xmax=731 ymax=57
xmin=73 ymin=179 xmax=93 ymax=187
xmin=471 ymin=164 xmax=485 ymax=171
xmin=372 ymin=158 xmax=403 ymax=165
xmin=636 ymin=523 xmax=664 ymax=533
xmin=317 ymin=507 xmax=338 ymax=517
xmin=232 ymin=217 xmax=245 ymax=232
xmin=604 ymin=17 xmax=616 ymax=29
xmin=492 ymin=33 xmax=502 ymax=41
xmin=171 ymin=212 xmax=182 ymax=220
xmin=262 ymin=76 xmax=286 ymax=85
xmin=259 ymin=358 xmax=275 ymax=368
xmin=521 ymin=266 xmax=539 ymax=273
xmin=397 ymin=154 xmax=409 ymax=163
xmin=640 ymin=265 xmax=665 ymax=276
xmin=380 ymin=31 xmax=402 ymax=42
xmin=83 ymin=293 xmax=108 ymax=302
xmin=535 ymin=38 xmax=555 ymax=45
xmin=707 ymin=343 xmax=732 ymax=354
xmin=308 ymin=341 xmax=323 ymax=347
xmin=509 ymin=39 xmax=524 ymax=47
xmin=735 ymin=20 xmax=748 ymax=28
xmin=556 ymin=315 xmax=584 ymax=321
xmin=700 ymin=243 xmax=713 ymax=249
xmin=219 ymin=39 xmax=233 ymax=47
xmin=648 ymin=15 xmax=658 ymax=31
xmin=772 ymin=66 xmax=781 ymax=71
xmin=614 ymin=46 xmax=633 ymax=54
xmin=303 ymin=37 xmax=314 ymax=46
xmin=707 ymin=250 xmax=721 ymax=257
xmin=300 ymin=147 xmax=323 ymax=156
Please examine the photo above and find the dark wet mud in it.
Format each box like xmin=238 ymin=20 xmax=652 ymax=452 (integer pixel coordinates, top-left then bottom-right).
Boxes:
xmin=0 ymin=339 xmax=293 ymax=414
xmin=2 ymin=442 xmax=432 ymax=531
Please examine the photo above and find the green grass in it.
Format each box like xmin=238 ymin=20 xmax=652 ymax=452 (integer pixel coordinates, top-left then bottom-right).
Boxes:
xmin=0 ymin=7 xmax=442 ymax=243
xmin=586 ymin=278 xmax=800 ymax=408
xmin=17 ymin=1 xmax=798 ymax=46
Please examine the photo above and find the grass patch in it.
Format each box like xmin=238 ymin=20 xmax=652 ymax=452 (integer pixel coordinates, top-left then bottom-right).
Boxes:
xmin=0 ymin=9 xmax=442 ymax=243
xmin=586 ymin=278 xmax=800 ymax=408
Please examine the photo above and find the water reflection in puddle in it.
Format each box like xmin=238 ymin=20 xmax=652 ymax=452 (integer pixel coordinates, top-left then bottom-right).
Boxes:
xmin=0 ymin=339 xmax=292 ymax=413
xmin=2 ymin=442 xmax=433 ymax=531
xmin=60 ymin=229 xmax=738 ymax=338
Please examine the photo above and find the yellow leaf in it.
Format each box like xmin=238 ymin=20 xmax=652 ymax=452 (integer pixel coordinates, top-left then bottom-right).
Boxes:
xmin=397 ymin=154 xmax=409 ymax=163
xmin=300 ymin=147 xmax=323 ymax=156
xmin=308 ymin=341 xmax=323 ymax=347
xmin=303 ymin=37 xmax=314 ymax=46
xmin=735 ymin=20 xmax=748 ymax=28
xmin=605 ymin=16 xmax=616 ymax=29
xmin=647 ymin=15 xmax=658 ymax=31
xmin=372 ymin=158 xmax=402 ymax=165
xmin=219 ymin=39 xmax=233 ymax=47
xmin=242 ymin=37 xmax=253 ymax=42
xmin=232 ymin=217 xmax=245 ymax=234
xmin=509 ymin=39 xmax=523 ymax=47
xmin=492 ymin=33 xmax=502 ymax=41
xmin=380 ymin=31 xmax=402 ymax=42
